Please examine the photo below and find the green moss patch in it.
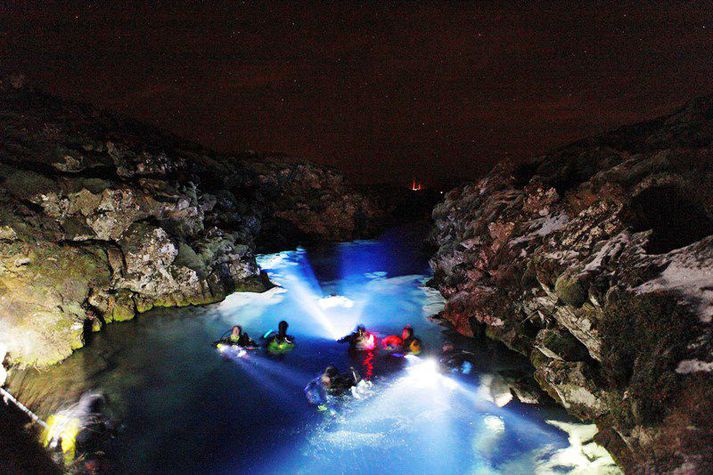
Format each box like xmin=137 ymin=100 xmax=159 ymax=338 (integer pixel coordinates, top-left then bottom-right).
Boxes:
xmin=601 ymin=291 xmax=700 ymax=426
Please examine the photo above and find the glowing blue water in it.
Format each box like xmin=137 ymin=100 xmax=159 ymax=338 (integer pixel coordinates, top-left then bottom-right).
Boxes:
xmin=12 ymin=224 xmax=610 ymax=474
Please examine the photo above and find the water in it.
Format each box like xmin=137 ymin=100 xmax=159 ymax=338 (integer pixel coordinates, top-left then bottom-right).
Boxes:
xmin=10 ymin=224 xmax=615 ymax=474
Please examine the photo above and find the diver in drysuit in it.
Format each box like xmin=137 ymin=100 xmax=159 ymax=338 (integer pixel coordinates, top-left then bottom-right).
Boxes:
xmin=338 ymin=325 xmax=376 ymax=351
xmin=44 ymin=393 xmax=118 ymax=473
xmin=382 ymin=325 xmax=423 ymax=355
xmin=75 ymin=394 xmax=118 ymax=473
xmin=401 ymin=325 xmax=423 ymax=355
xmin=304 ymin=365 xmax=361 ymax=407
xmin=263 ymin=320 xmax=295 ymax=354
xmin=218 ymin=325 xmax=257 ymax=347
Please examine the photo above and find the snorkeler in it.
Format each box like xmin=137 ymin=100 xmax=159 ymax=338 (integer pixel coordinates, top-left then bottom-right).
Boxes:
xmin=338 ymin=324 xmax=376 ymax=351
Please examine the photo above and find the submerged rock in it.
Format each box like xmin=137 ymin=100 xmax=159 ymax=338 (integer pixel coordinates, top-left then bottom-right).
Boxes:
xmin=0 ymin=80 xmax=382 ymax=369
xmin=430 ymin=96 xmax=713 ymax=472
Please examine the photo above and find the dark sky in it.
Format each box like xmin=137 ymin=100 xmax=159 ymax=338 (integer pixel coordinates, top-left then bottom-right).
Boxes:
xmin=3 ymin=2 xmax=713 ymax=185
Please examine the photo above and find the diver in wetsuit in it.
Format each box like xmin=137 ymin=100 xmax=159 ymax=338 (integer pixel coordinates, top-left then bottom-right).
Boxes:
xmin=45 ymin=393 xmax=118 ymax=472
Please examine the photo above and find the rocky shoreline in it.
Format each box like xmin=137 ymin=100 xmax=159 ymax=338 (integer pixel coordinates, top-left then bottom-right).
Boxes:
xmin=0 ymin=76 xmax=383 ymax=369
xmin=430 ymin=96 xmax=713 ymax=472
xmin=3 ymin=73 xmax=713 ymax=472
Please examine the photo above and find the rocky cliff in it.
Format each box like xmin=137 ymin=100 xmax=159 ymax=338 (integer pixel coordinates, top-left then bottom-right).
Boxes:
xmin=0 ymin=76 xmax=381 ymax=368
xmin=431 ymin=97 xmax=713 ymax=473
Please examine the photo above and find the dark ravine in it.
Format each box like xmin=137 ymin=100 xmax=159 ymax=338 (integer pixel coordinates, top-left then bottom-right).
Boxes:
xmin=2 ymin=69 xmax=711 ymax=474
xmin=0 ymin=75 xmax=384 ymax=370
xmin=430 ymin=96 xmax=713 ymax=472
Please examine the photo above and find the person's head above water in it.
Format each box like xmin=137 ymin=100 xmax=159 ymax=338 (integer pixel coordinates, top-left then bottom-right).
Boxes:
xmin=322 ymin=365 xmax=339 ymax=386
xmin=402 ymin=325 xmax=414 ymax=340
xmin=88 ymin=394 xmax=106 ymax=414
xmin=356 ymin=324 xmax=366 ymax=335
xmin=278 ymin=320 xmax=288 ymax=336
xmin=231 ymin=325 xmax=242 ymax=336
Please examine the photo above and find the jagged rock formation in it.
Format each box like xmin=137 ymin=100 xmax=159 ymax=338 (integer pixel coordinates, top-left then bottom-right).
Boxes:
xmin=0 ymin=76 xmax=381 ymax=368
xmin=248 ymin=156 xmax=383 ymax=249
xmin=430 ymin=96 xmax=713 ymax=473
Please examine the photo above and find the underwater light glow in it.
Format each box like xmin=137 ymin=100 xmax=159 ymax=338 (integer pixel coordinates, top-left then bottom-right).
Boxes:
xmin=478 ymin=373 xmax=514 ymax=407
xmin=256 ymin=250 xmax=363 ymax=340
xmin=317 ymin=295 xmax=355 ymax=309
xmin=229 ymin=355 xmax=318 ymax=411
xmin=483 ymin=415 xmax=505 ymax=433
xmin=401 ymin=357 xmax=462 ymax=392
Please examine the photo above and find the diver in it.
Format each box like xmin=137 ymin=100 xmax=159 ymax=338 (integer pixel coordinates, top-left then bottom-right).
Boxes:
xmin=218 ymin=325 xmax=256 ymax=348
xmin=44 ymin=392 xmax=118 ymax=472
xmin=263 ymin=320 xmax=295 ymax=354
xmin=440 ymin=342 xmax=475 ymax=374
xmin=338 ymin=324 xmax=376 ymax=351
xmin=401 ymin=325 xmax=423 ymax=355
xmin=304 ymin=365 xmax=361 ymax=408
xmin=74 ymin=394 xmax=118 ymax=473
xmin=382 ymin=325 xmax=423 ymax=355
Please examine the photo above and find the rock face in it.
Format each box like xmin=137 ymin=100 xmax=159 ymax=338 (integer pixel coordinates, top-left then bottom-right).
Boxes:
xmin=430 ymin=96 xmax=713 ymax=473
xmin=246 ymin=156 xmax=383 ymax=249
xmin=0 ymin=77 xmax=381 ymax=368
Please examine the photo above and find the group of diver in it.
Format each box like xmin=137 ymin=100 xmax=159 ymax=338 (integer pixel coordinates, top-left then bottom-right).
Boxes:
xmin=339 ymin=324 xmax=423 ymax=355
xmin=312 ymin=324 xmax=423 ymax=408
xmin=216 ymin=321 xmax=421 ymax=359
xmin=215 ymin=320 xmax=423 ymax=411
xmin=215 ymin=320 xmax=294 ymax=356
xmin=42 ymin=321 xmax=423 ymax=471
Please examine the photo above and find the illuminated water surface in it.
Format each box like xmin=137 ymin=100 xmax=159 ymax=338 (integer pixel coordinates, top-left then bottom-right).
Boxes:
xmin=11 ymin=224 xmax=616 ymax=474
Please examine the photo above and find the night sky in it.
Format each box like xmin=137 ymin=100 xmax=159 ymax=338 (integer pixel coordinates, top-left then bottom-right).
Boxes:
xmin=3 ymin=2 xmax=713 ymax=185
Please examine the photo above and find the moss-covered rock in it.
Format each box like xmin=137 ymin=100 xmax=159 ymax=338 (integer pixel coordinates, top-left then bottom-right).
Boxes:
xmin=535 ymin=328 xmax=590 ymax=362
xmin=555 ymin=272 xmax=589 ymax=307
xmin=0 ymin=242 xmax=110 ymax=366
xmin=0 ymin=81 xmax=382 ymax=376
xmin=109 ymin=290 xmax=137 ymax=322
xmin=601 ymin=291 xmax=700 ymax=426
xmin=3 ymin=169 xmax=56 ymax=201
